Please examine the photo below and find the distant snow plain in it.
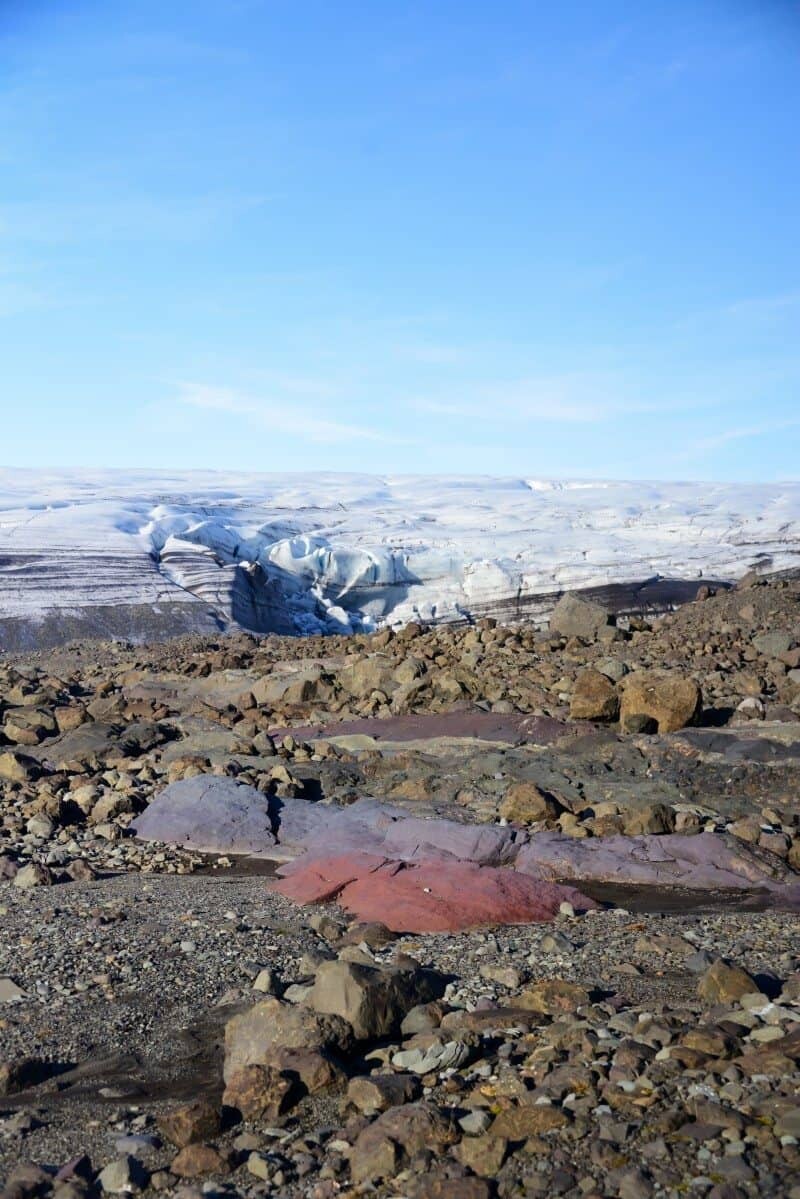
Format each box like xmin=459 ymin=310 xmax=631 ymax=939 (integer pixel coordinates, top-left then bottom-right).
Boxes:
xmin=1 ymin=468 xmax=799 ymax=645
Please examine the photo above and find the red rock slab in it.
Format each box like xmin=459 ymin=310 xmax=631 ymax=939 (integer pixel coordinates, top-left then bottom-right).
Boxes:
xmin=271 ymin=852 xmax=597 ymax=933
xmin=272 ymin=852 xmax=389 ymax=904
xmin=270 ymin=711 xmax=592 ymax=748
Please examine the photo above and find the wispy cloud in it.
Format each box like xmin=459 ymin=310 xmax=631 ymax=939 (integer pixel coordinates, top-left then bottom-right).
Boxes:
xmin=0 ymin=275 xmax=49 ymax=317
xmin=177 ymin=382 xmax=390 ymax=444
xmin=692 ymin=417 xmax=800 ymax=453
xmin=674 ymin=290 xmax=800 ymax=336
xmin=410 ymin=371 xmax=663 ymax=424
xmin=396 ymin=342 xmax=466 ymax=366
xmin=722 ymin=291 xmax=800 ymax=321
xmin=0 ymin=192 xmax=266 ymax=245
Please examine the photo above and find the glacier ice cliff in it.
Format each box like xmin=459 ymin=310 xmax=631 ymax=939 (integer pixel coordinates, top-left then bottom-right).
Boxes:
xmin=1 ymin=469 xmax=799 ymax=649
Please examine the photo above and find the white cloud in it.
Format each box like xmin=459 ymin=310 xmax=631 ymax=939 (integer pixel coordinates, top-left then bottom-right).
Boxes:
xmin=177 ymin=382 xmax=389 ymax=444
xmin=692 ymin=417 xmax=800 ymax=452
xmin=0 ymin=192 xmax=266 ymax=245
xmin=410 ymin=370 xmax=659 ymax=424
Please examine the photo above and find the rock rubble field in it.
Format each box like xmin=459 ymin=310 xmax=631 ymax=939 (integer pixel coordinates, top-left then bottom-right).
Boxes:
xmin=2 ymin=572 xmax=800 ymax=1198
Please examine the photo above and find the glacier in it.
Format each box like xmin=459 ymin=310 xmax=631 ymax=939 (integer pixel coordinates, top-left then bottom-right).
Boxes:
xmin=1 ymin=467 xmax=799 ymax=650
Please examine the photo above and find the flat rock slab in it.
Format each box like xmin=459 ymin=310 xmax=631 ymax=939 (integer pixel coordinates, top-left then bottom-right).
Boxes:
xmin=285 ymin=797 xmax=408 ymax=857
xmin=133 ymin=778 xmax=799 ymax=922
xmin=381 ymin=815 xmax=520 ymax=865
xmin=270 ymin=711 xmax=593 ymax=748
xmin=676 ymin=727 xmax=800 ymax=763
xmin=272 ymin=852 xmax=597 ymax=932
xmin=132 ymin=777 xmax=277 ymax=856
xmin=515 ymin=831 xmax=792 ymax=891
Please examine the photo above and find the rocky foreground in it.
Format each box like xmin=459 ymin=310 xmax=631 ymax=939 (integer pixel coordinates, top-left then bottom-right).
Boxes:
xmin=2 ymin=574 xmax=800 ymax=1198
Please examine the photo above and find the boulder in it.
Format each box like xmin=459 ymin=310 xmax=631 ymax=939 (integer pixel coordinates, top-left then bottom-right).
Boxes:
xmin=2 ymin=707 xmax=57 ymax=746
xmin=12 ymin=862 xmax=52 ymax=889
xmin=697 ymin=960 xmax=760 ymax=1005
xmin=498 ymin=781 xmax=562 ymax=824
xmin=309 ymin=959 xmax=446 ymax=1040
xmin=132 ymin=776 xmax=277 ymax=856
xmin=0 ymin=751 xmax=39 ymax=783
xmin=623 ymin=802 xmax=676 ymax=835
xmin=349 ymin=1102 xmax=459 ymax=1184
xmin=223 ymin=996 xmax=353 ymax=1083
xmin=291 ymin=797 xmax=407 ymax=859
xmin=157 ymin=1101 xmax=221 ymax=1148
xmin=97 ymin=1157 xmax=149 ymax=1194
xmin=618 ymin=670 xmax=702 ymax=733
xmin=753 ymin=631 xmax=795 ymax=658
xmin=272 ymin=852 xmax=390 ymax=905
xmin=338 ymin=656 xmax=394 ymax=698
xmin=489 ymin=1105 xmax=569 ymax=1137
xmin=171 ymin=1144 xmax=230 ymax=1178
xmin=222 ymin=1064 xmax=297 ymax=1121
xmin=549 ymin=593 xmax=612 ymax=640
xmin=516 ymin=979 xmax=590 ymax=1014
xmin=268 ymin=795 xmax=338 ymax=852
xmin=347 ymin=1073 xmax=422 ymax=1115
xmin=249 ymin=665 xmax=328 ymax=708
xmin=380 ymin=815 xmax=518 ymax=865
xmin=262 ymin=1046 xmax=346 ymax=1093
xmin=569 ymin=668 xmax=620 ymax=722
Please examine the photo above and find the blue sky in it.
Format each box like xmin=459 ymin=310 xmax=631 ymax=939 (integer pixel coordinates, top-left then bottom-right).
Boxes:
xmin=1 ymin=0 xmax=799 ymax=480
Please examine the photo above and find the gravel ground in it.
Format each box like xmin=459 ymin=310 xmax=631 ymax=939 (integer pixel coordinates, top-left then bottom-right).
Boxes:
xmin=2 ymin=870 xmax=799 ymax=1191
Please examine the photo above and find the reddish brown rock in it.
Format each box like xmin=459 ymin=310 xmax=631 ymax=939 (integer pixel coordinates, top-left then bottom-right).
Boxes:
xmin=171 ymin=1144 xmax=230 ymax=1178
xmin=490 ymin=1104 xmax=570 ymax=1137
xmin=498 ymin=781 xmax=562 ymax=823
xmin=222 ymin=1064 xmax=297 ymax=1121
xmin=619 ymin=669 xmax=702 ymax=733
xmin=272 ymin=853 xmax=596 ymax=933
xmin=158 ymin=1100 xmax=221 ymax=1148
xmin=569 ymin=668 xmax=620 ymax=722
xmin=516 ymin=979 xmax=590 ymax=1015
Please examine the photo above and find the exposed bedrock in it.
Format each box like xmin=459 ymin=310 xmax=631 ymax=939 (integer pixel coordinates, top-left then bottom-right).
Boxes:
xmin=132 ymin=783 xmax=800 ymax=931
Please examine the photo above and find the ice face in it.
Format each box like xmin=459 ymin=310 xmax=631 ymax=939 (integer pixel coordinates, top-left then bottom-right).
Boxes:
xmin=0 ymin=467 xmax=799 ymax=642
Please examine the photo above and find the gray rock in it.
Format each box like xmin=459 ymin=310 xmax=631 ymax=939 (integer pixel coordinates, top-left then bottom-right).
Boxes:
xmin=12 ymin=862 xmax=52 ymax=889
xmin=753 ymin=631 xmax=795 ymax=658
xmin=132 ymin=776 xmax=277 ymax=856
xmin=549 ymin=593 xmax=612 ymax=640
xmin=459 ymin=1108 xmax=492 ymax=1136
xmin=381 ymin=815 xmax=518 ymax=865
xmin=97 ymin=1156 xmax=149 ymax=1194
xmin=0 ymin=978 xmax=25 ymax=1004
xmin=685 ymin=949 xmax=716 ymax=974
xmin=392 ymin=1037 xmax=472 ymax=1074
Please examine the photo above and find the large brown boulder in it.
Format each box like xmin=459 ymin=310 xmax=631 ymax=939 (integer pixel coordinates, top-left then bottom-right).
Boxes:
xmin=549 ymin=593 xmax=612 ymax=641
xmin=223 ymin=997 xmax=353 ymax=1083
xmin=250 ymin=665 xmax=329 ymax=708
xmin=498 ymin=781 xmax=562 ymax=823
xmin=618 ymin=670 xmax=702 ymax=733
xmin=337 ymin=655 xmax=394 ymax=698
xmin=697 ymin=959 xmax=760 ymax=1006
xmin=349 ymin=1102 xmax=459 ymax=1183
xmin=309 ymin=959 xmax=445 ymax=1040
xmin=0 ymin=751 xmax=40 ymax=783
xmin=569 ymin=668 xmax=620 ymax=722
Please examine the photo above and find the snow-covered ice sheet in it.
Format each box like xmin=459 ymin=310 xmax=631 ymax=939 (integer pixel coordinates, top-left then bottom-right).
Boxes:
xmin=0 ymin=468 xmax=799 ymax=642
